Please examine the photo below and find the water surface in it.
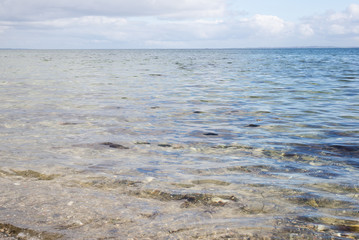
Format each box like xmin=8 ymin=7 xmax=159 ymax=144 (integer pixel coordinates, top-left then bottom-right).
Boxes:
xmin=0 ymin=49 xmax=358 ymax=239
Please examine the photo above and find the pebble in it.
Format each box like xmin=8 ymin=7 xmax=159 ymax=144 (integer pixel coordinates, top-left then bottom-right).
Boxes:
xmin=211 ymin=197 xmax=229 ymax=204
xmin=17 ymin=232 xmax=27 ymax=238
xmin=144 ymin=177 xmax=154 ymax=183
xmin=316 ymin=224 xmax=327 ymax=231
xmin=74 ymin=220 xmax=83 ymax=226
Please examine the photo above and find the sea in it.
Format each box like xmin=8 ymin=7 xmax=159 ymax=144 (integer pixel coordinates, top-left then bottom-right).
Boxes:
xmin=0 ymin=48 xmax=358 ymax=239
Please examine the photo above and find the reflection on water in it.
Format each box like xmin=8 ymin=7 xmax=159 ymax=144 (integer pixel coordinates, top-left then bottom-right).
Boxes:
xmin=0 ymin=49 xmax=358 ymax=239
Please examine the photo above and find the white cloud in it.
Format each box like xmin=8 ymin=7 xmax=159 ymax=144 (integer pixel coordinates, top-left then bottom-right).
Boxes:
xmin=0 ymin=1 xmax=359 ymax=48
xmin=304 ymin=4 xmax=359 ymax=36
xmin=245 ymin=14 xmax=293 ymax=35
xmin=36 ymin=16 xmax=128 ymax=29
xmin=329 ymin=24 xmax=347 ymax=35
xmin=0 ymin=0 xmax=226 ymax=21
xmin=346 ymin=4 xmax=359 ymax=19
xmin=0 ymin=25 xmax=9 ymax=33
xmin=228 ymin=4 xmax=359 ymax=46
xmin=298 ymin=24 xmax=314 ymax=37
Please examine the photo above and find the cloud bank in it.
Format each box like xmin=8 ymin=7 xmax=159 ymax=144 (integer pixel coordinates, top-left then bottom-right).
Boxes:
xmin=0 ymin=0 xmax=226 ymax=20
xmin=0 ymin=1 xmax=358 ymax=48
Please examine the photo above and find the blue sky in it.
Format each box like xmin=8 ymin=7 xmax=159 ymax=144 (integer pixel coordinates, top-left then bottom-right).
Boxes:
xmin=0 ymin=0 xmax=359 ymax=49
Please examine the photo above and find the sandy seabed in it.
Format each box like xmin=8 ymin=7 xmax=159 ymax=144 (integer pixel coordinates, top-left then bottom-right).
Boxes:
xmin=1 ymin=167 xmax=358 ymax=240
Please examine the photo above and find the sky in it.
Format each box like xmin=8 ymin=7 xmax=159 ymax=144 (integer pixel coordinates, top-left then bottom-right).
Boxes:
xmin=0 ymin=0 xmax=359 ymax=49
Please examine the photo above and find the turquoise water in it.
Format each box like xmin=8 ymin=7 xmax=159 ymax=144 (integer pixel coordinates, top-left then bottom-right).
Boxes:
xmin=0 ymin=49 xmax=358 ymax=239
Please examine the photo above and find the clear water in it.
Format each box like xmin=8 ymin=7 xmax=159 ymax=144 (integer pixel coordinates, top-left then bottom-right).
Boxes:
xmin=0 ymin=49 xmax=358 ymax=239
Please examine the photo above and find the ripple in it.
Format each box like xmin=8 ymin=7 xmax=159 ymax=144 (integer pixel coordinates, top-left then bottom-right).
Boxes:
xmin=0 ymin=48 xmax=358 ymax=239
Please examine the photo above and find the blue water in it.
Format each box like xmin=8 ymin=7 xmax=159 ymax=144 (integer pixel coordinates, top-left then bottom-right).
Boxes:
xmin=0 ymin=49 xmax=358 ymax=239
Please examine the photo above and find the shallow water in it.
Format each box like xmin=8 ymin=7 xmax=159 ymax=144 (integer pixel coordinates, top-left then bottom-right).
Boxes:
xmin=0 ymin=49 xmax=358 ymax=239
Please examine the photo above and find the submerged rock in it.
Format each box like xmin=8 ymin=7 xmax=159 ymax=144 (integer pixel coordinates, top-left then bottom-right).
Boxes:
xmin=130 ymin=189 xmax=238 ymax=207
xmin=135 ymin=141 xmax=151 ymax=145
xmin=11 ymin=170 xmax=57 ymax=180
xmin=158 ymin=144 xmax=172 ymax=147
xmin=287 ymin=194 xmax=353 ymax=209
xmin=60 ymin=122 xmax=79 ymax=125
xmin=191 ymin=179 xmax=231 ymax=186
xmin=0 ymin=222 xmax=62 ymax=240
xmin=80 ymin=178 xmax=141 ymax=189
xmin=246 ymin=124 xmax=260 ymax=127
xmin=101 ymin=142 xmax=129 ymax=149
xmin=203 ymin=132 xmax=218 ymax=136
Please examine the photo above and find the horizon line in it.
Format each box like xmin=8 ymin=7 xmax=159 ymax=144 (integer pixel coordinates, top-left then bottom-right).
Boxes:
xmin=1 ymin=46 xmax=359 ymax=50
